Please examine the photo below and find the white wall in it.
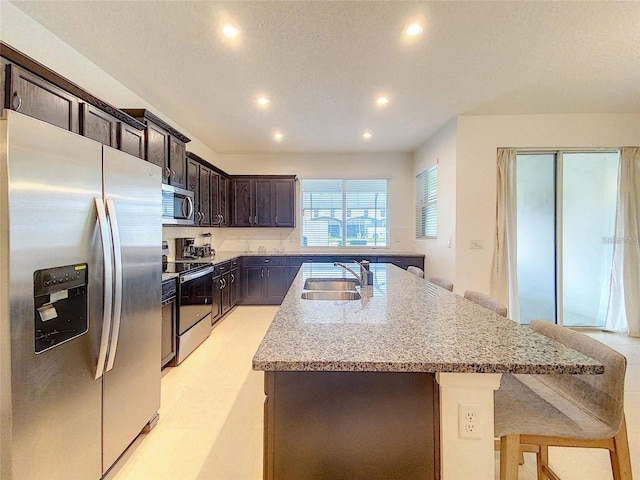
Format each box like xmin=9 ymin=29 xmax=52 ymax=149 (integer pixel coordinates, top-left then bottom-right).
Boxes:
xmin=455 ymin=113 xmax=640 ymax=296
xmin=412 ymin=119 xmax=457 ymax=281
xmin=206 ymin=152 xmax=414 ymax=253
xmin=0 ymin=1 xmax=218 ymax=163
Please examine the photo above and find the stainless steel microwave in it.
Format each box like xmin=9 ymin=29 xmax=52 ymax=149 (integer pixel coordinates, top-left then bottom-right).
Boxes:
xmin=162 ymin=184 xmax=194 ymax=225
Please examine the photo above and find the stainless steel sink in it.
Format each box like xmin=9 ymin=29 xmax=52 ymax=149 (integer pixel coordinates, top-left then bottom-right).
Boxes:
xmin=303 ymin=278 xmax=359 ymax=291
xmin=300 ymin=291 xmax=362 ymax=300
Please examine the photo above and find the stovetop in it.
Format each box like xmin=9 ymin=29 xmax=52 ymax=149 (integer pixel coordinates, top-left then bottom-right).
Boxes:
xmin=164 ymin=261 xmax=211 ymax=275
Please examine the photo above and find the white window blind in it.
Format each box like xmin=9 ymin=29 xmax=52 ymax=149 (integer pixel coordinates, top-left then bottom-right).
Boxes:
xmin=301 ymin=179 xmax=388 ymax=247
xmin=416 ymin=166 xmax=437 ymax=238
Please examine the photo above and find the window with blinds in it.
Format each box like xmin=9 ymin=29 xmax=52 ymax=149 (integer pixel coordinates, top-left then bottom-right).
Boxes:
xmin=416 ymin=166 xmax=437 ymax=238
xmin=301 ymin=179 xmax=388 ymax=247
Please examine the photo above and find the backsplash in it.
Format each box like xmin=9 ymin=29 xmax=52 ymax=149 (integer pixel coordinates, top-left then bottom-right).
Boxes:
xmin=162 ymin=226 xmax=413 ymax=260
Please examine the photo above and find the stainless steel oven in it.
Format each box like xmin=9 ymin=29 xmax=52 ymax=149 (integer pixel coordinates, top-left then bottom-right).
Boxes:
xmin=165 ymin=262 xmax=214 ymax=364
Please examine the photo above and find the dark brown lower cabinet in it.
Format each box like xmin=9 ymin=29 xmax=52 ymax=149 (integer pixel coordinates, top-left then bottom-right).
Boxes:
xmin=241 ymin=257 xmax=289 ymax=305
xmin=229 ymin=267 xmax=239 ymax=306
xmin=263 ymin=371 xmax=439 ymax=480
xmin=212 ymin=274 xmax=223 ymax=325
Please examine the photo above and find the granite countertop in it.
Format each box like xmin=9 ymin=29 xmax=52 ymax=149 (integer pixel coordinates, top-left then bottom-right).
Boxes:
xmin=252 ymin=263 xmax=603 ymax=375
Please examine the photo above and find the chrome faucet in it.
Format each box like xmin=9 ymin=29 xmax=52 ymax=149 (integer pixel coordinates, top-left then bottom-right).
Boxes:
xmin=334 ymin=261 xmax=368 ymax=287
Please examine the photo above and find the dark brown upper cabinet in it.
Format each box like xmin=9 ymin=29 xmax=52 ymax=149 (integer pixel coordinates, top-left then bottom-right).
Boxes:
xmin=80 ymin=103 xmax=118 ymax=148
xmin=118 ymin=122 xmax=145 ymax=159
xmin=5 ymin=63 xmax=79 ymax=133
xmin=210 ymin=171 xmax=229 ymax=227
xmin=122 ymin=109 xmax=190 ymax=189
xmin=230 ymin=176 xmax=296 ymax=228
xmin=186 ymin=151 xmax=229 ymax=228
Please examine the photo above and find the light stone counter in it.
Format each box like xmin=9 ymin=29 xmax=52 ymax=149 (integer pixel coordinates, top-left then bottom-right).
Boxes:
xmin=252 ymin=262 xmax=604 ymax=480
xmin=252 ymin=263 xmax=603 ymax=374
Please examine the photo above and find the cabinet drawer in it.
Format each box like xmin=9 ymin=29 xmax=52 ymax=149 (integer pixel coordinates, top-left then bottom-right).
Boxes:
xmin=287 ymin=256 xmax=330 ymax=267
xmin=379 ymin=256 xmax=424 ymax=270
xmin=214 ymin=261 xmax=232 ymax=275
xmin=230 ymin=259 xmax=239 ymax=269
xmin=242 ymin=256 xmax=288 ymax=267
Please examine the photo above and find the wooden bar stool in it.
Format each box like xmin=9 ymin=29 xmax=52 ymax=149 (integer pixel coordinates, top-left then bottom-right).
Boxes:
xmin=494 ymin=320 xmax=632 ymax=480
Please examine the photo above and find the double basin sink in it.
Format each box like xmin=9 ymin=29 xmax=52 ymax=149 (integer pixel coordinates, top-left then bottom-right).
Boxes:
xmin=301 ymin=278 xmax=361 ymax=300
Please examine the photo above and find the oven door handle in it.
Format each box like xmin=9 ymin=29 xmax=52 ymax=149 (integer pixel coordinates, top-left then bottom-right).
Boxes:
xmin=180 ymin=266 xmax=214 ymax=283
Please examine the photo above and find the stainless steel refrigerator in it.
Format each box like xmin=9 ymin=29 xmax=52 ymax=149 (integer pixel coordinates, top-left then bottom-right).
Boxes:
xmin=0 ymin=110 xmax=162 ymax=480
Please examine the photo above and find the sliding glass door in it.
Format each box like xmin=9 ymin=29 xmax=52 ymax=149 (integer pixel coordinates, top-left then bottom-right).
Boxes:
xmin=516 ymin=151 xmax=619 ymax=327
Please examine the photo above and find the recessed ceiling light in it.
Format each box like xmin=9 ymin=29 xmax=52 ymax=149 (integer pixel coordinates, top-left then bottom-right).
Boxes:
xmin=223 ymin=24 xmax=240 ymax=38
xmin=376 ymin=96 xmax=389 ymax=106
xmin=362 ymin=131 xmax=372 ymax=140
xmin=405 ymin=23 xmax=423 ymax=36
xmin=273 ymin=132 xmax=284 ymax=142
xmin=256 ymin=96 xmax=270 ymax=107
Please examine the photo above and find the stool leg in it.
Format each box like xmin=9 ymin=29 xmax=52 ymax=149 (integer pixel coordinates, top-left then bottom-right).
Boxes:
xmin=536 ymin=445 xmax=548 ymax=480
xmin=500 ymin=435 xmax=520 ymax=480
xmin=610 ymin=416 xmax=632 ymax=480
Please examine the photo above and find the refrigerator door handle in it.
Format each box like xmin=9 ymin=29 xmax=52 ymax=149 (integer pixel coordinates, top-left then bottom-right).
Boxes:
xmin=94 ymin=197 xmax=114 ymax=380
xmin=105 ymin=198 xmax=123 ymax=372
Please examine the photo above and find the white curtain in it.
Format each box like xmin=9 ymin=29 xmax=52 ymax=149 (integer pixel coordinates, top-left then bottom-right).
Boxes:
xmin=605 ymin=147 xmax=640 ymax=337
xmin=491 ymin=148 xmax=520 ymax=323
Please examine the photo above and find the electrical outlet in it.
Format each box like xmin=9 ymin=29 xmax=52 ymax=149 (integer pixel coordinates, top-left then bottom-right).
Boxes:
xmin=447 ymin=237 xmax=452 ymax=248
xmin=470 ymin=239 xmax=483 ymax=249
xmin=458 ymin=403 xmax=481 ymax=439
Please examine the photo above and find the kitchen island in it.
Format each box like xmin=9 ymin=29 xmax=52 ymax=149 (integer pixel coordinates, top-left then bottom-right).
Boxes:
xmin=252 ymin=263 xmax=602 ymax=480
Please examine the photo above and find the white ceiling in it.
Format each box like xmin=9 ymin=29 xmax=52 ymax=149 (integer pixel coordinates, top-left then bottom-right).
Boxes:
xmin=11 ymin=1 xmax=640 ymax=154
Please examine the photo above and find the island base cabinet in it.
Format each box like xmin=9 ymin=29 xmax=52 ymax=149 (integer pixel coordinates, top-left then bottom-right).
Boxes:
xmin=263 ymin=371 xmax=439 ymax=480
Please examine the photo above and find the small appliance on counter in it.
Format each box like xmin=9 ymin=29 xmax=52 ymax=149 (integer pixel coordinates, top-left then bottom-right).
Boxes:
xmin=162 ymin=241 xmax=169 ymax=271
xmin=175 ymin=237 xmax=215 ymax=261
xmin=175 ymin=237 xmax=197 ymax=260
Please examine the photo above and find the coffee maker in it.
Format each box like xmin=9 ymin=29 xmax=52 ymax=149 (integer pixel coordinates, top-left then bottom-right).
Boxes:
xmin=175 ymin=238 xmax=197 ymax=260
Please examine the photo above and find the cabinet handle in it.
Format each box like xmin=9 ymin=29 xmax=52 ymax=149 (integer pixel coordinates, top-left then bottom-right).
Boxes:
xmin=267 ymin=269 xmax=270 ymax=278
xmin=171 ymin=169 xmax=176 ymax=179
xmin=164 ymin=167 xmax=171 ymax=179
xmin=254 ymin=215 xmax=257 ymax=224
xmin=275 ymin=215 xmax=278 ymax=224
xmin=12 ymin=91 xmax=22 ymax=111
xmin=230 ymin=273 xmax=235 ymax=283
xmin=261 ymin=269 xmax=264 ymax=278
xmin=219 ymin=279 xmax=224 ymax=290
xmin=249 ymin=216 xmax=252 ymax=225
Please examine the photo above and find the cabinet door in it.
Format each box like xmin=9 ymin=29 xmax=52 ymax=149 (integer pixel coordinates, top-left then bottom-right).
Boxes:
xmin=254 ymin=178 xmax=273 ymax=226
xmin=221 ymin=271 xmax=232 ymax=314
xmin=265 ymin=266 xmax=288 ymax=304
xmin=242 ymin=266 xmax=264 ymax=304
xmin=231 ymin=179 xmax=252 ymax=226
xmin=161 ymin=299 xmax=176 ymax=368
xmin=169 ymin=137 xmax=187 ymax=189
xmin=5 ymin=64 xmax=79 ymax=132
xmin=273 ymin=179 xmax=295 ymax=227
xmin=212 ymin=276 xmax=223 ymax=325
xmin=288 ymin=266 xmax=300 ymax=290
xmin=146 ymin=122 xmax=169 ymax=181
xmin=80 ymin=103 xmax=118 ymax=147
xmin=219 ymin=177 xmax=229 ymax=226
xmin=210 ymin=171 xmax=221 ymax=226
xmin=199 ymin=165 xmax=211 ymax=226
xmin=186 ymin=158 xmax=201 ymax=225
xmin=230 ymin=268 xmax=239 ymax=306
xmin=118 ymin=123 xmax=145 ymax=159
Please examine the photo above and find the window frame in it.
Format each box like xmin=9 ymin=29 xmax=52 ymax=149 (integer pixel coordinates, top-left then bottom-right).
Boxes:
xmin=300 ymin=178 xmax=389 ymax=248
xmin=416 ymin=165 xmax=438 ymax=239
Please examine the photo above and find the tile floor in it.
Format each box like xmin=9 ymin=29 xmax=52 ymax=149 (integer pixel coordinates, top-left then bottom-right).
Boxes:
xmin=106 ymin=307 xmax=640 ymax=480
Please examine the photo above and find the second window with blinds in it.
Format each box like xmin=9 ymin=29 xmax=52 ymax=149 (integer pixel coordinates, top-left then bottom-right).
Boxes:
xmin=416 ymin=165 xmax=438 ymax=238
xmin=301 ymin=179 xmax=388 ymax=247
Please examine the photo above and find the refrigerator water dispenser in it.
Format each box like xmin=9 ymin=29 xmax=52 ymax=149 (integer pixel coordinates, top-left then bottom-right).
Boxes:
xmin=33 ymin=263 xmax=88 ymax=353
